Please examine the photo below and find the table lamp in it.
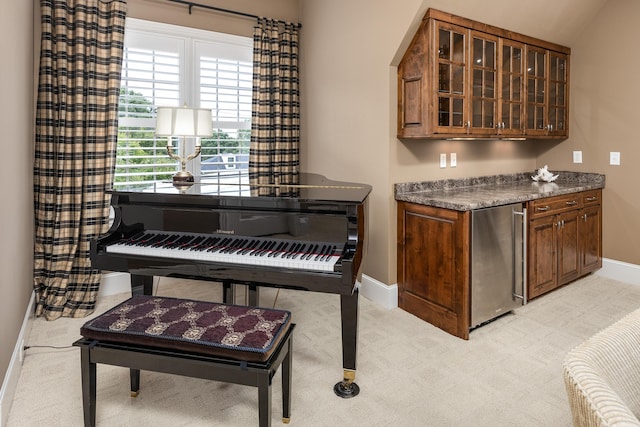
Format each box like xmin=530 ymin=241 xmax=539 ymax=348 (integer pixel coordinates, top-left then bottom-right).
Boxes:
xmin=155 ymin=105 xmax=213 ymax=185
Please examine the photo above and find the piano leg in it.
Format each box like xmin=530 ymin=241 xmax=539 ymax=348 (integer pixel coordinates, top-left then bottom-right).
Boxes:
xmin=334 ymin=291 xmax=360 ymax=398
xmin=222 ymin=281 xmax=235 ymax=304
xmin=222 ymin=281 xmax=260 ymax=306
xmin=131 ymin=274 xmax=153 ymax=296
xmin=248 ymin=285 xmax=259 ymax=306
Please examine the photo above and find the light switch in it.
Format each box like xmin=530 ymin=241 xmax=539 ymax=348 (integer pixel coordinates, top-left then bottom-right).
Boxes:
xmin=450 ymin=153 xmax=457 ymax=167
xmin=610 ymin=151 xmax=621 ymax=166
xmin=440 ymin=153 xmax=447 ymax=168
xmin=573 ymin=151 xmax=582 ymax=164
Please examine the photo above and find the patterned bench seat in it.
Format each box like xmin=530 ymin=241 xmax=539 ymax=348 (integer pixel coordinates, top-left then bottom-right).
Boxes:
xmin=73 ymin=295 xmax=294 ymax=427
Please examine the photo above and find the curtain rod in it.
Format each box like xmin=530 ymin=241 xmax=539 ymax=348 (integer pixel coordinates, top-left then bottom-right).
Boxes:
xmin=164 ymin=0 xmax=302 ymax=28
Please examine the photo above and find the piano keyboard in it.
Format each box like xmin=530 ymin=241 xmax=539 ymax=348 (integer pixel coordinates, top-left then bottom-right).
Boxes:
xmin=106 ymin=230 xmax=343 ymax=272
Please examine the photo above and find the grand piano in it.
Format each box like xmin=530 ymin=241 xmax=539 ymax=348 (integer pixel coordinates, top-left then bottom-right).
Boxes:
xmin=91 ymin=172 xmax=371 ymax=398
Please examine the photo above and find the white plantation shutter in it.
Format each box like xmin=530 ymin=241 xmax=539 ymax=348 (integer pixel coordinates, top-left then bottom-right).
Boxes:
xmin=115 ymin=19 xmax=252 ymax=188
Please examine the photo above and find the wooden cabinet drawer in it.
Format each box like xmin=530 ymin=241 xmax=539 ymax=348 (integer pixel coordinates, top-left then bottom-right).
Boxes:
xmin=528 ymin=193 xmax=580 ymax=218
xmin=581 ymin=189 xmax=602 ymax=206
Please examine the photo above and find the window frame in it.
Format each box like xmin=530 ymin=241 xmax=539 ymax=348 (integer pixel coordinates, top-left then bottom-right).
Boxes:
xmin=115 ymin=18 xmax=253 ymax=188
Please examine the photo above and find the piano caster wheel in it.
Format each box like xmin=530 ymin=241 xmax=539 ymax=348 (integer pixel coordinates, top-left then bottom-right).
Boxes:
xmin=334 ymin=370 xmax=359 ymax=398
xmin=334 ymin=379 xmax=360 ymax=398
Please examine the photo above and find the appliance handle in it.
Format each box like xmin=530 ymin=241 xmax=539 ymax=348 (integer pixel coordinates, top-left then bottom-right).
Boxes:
xmin=512 ymin=207 xmax=527 ymax=304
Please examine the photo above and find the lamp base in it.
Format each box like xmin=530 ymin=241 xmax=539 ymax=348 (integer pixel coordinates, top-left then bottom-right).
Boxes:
xmin=172 ymin=171 xmax=194 ymax=185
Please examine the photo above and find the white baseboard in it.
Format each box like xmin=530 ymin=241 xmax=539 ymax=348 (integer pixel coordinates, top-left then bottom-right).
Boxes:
xmin=596 ymin=258 xmax=640 ymax=286
xmin=0 ymin=292 xmax=35 ymax=427
xmin=98 ymin=272 xmax=400 ymax=309
xmin=98 ymin=272 xmax=131 ymax=297
xmin=95 ymin=258 xmax=639 ymax=313
xmin=360 ymin=274 xmax=398 ymax=309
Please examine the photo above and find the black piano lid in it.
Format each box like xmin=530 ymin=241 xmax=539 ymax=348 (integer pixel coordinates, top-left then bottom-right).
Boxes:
xmin=110 ymin=173 xmax=372 ymax=211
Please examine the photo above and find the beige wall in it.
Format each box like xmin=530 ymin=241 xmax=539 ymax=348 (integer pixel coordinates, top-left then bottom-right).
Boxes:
xmin=538 ymin=0 xmax=640 ymax=265
xmin=298 ymin=0 xmax=611 ymax=285
xmin=127 ymin=0 xmax=301 ymax=36
xmin=6 ymin=0 xmax=636 ymax=387
xmin=0 ymin=0 xmax=35 ymax=385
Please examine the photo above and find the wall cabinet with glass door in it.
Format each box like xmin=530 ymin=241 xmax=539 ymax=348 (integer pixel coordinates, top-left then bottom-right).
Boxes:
xmin=524 ymin=48 xmax=569 ymax=138
xmin=397 ymin=8 xmax=570 ymax=140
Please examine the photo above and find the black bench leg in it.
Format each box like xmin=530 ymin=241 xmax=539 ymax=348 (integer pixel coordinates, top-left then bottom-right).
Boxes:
xmin=257 ymin=373 xmax=272 ymax=427
xmin=282 ymin=335 xmax=293 ymax=423
xmin=130 ymin=369 xmax=140 ymax=397
xmin=80 ymin=346 xmax=97 ymax=427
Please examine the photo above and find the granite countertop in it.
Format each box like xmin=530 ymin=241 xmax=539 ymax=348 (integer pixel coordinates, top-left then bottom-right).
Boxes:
xmin=394 ymin=171 xmax=605 ymax=211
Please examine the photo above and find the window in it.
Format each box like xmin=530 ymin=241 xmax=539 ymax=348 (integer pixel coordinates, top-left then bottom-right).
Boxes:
xmin=116 ymin=19 xmax=252 ymax=189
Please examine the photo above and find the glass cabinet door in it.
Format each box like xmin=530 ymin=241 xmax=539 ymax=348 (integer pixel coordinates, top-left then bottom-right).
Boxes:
xmin=548 ymin=52 xmax=568 ymax=136
xmin=525 ymin=46 xmax=547 ymax=135
xmin=498 ymin=40 xmax=524 ymax=136
xmin=435 ymin=22 xmax=468 ymax=134
xmin=469 ymin=31 xmax=498 ymax=135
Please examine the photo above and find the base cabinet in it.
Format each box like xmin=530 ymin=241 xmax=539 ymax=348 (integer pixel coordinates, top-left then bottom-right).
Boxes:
xmin=527 ymin=190 xmax=602 ymax=300
xmin=397 ymin=202 xmax=470 ymax=339
xmin=397 ymin=189 xmax=602 ymax=339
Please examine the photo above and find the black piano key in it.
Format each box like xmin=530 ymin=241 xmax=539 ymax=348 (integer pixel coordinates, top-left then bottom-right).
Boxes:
xmin=164 ymin=235 xmax=192 ymax=249
xmin=260 ymin=240 xmax=276 ymax=256
xmin=251 ymin=240 xmax=271 ymax=256
xmin=291 ymin=243 xmax=306 ymax=259
xmin=323 ymin=245 xmax=337 ymax=262
xmin=239 ymin=239 xmax=260 ymax=255
xmin=146 ymin=234 xmax=171 ymax=247
xmin=228 ymin=239 xmax=248 ymax=254
xmin=218 ymin=238 xmax=237 ymax=253
xmin=305 ymin=244 xmax=317 ymax=261
xmin=284 ymin=243 xmax=298 ymax=258
xmin=269 ymin=241 xmax=283 ymax=257
xmin=207 ymin=237 xmax=230 ymax=252
xmin=123 ymin=231 xmax=148 ymax=245
xmin=195 ymin=236 xmax=218 ymax=251
xmin=315 ymin=245 xmax=327 ymax=261
xmin=181 ymin=235 xmax=205 ymax=250
xmin=278 ymin=242 xmax=294 ymax=258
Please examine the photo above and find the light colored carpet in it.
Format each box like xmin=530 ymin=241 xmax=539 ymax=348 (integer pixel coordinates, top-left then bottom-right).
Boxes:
xmin=7 ymin=274 xmax=640 ymax=426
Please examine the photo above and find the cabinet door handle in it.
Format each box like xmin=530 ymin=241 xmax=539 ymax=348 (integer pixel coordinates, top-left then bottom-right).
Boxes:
xmin=536 ymin=205 xmax=550 ymax=212
xmin=585 ymin=196 xmax=598 ymax=202
xmin=565 ymin=200 xmax=577 ymax=206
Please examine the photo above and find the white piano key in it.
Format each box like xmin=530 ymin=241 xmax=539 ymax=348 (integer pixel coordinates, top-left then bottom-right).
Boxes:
xmin=106 ymin=230 xmax=342 ymax=273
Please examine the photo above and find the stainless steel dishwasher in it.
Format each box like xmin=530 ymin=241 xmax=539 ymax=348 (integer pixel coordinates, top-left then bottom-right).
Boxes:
xmin=471 ymin=202 xmax=527 ymax=328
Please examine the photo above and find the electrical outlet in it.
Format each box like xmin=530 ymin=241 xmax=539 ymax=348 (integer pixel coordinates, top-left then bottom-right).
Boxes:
xmin=450 ymin=153 xmax=457 ymax=168
xmin=439 ymin=153 xmax=447 ymax=168
xmin=610 ymin=151 xmax=621 ymax=166
xmin=573 ymin=151 xmax=582 ymax=164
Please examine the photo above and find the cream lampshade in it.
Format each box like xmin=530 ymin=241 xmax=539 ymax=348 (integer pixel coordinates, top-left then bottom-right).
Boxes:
xmin=155 ymin=105 xmax=213 ymax=184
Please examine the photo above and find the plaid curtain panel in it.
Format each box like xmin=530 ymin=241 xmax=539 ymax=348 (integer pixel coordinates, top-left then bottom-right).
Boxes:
xmin=33 ymin=0 xmax=126 ymax=320
xmin=249 ymin=18 xmax=300 ymax=197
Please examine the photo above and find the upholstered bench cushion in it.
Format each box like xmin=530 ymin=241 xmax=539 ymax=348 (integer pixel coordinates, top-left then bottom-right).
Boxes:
xmin=80 ymin=295 xmax=292 ymax=362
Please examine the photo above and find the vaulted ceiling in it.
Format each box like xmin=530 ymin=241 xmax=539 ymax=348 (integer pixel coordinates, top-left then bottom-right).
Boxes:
xmin=414 ymin=0 xmax=609 ymax=47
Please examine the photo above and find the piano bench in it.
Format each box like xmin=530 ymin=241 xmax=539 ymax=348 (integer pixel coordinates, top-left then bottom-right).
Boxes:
xmin=73 ymin=295 xmax=294 ymax=427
